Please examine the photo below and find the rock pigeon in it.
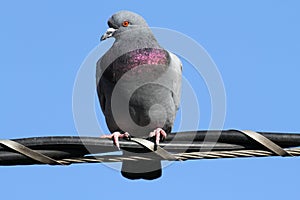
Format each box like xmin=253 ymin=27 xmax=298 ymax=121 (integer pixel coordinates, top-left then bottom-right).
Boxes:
xmin=96 ymin=10 xmax=182 ymax=180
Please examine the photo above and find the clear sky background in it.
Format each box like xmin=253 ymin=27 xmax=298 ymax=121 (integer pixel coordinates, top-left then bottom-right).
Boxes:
xmin=1 ymin=1 xmax=300 ymax=199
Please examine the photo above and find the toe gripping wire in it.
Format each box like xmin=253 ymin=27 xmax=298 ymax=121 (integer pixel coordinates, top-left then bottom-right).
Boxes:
xmin=0 ymin=130 xmax=295 ymax=165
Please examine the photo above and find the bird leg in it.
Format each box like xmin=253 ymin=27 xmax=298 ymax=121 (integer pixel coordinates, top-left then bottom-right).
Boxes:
xmin=100 ymin=132 xmax=130 ymax=150
xmin=149 ymin=128 xmax=167 ymax=145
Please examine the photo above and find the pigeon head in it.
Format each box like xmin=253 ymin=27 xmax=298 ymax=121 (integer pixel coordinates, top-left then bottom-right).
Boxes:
xmin=100 ymin=11 xmax=149 ymax=41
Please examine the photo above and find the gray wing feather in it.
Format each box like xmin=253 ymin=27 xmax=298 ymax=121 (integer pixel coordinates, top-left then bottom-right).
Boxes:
xmin=96 ymin=58 xmax=106 ymax=113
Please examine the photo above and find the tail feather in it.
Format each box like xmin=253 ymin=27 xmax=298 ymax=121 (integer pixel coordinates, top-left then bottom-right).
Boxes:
xmin=121 ymin=152 xmax=162 ymax=180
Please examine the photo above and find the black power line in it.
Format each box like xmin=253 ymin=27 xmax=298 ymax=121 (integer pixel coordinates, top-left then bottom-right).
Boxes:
xmin=0 ymin=130 xmax=299 ymax=166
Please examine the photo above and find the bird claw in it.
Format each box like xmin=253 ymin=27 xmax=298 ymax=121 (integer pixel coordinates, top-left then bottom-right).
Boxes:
xmin=101 ymin=128 xmax=166 ymax=149
xmin=149 ymin=128 xmax=167 ymax=145
xmin=100 ymin=132 xmax=130 ymax=150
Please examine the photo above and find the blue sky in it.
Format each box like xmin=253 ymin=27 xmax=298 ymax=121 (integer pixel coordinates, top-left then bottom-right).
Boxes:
xmin=1 ymin=1 xmax=300 ymax=199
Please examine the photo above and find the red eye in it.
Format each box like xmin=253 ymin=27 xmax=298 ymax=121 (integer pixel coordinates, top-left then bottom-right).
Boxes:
xmin=122 ymin=20 xmax=129 ymax=27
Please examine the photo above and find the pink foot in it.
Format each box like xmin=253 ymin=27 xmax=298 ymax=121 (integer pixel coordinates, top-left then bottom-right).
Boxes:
xmin=100 ymin=132 xmax=130 ymax=149
xmin=149 ymin=128 xmax=167 ymax=145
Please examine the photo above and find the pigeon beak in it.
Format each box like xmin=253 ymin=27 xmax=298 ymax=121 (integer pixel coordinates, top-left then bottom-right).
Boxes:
xmin=100 ymin=28 xmax=117 ymax=41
